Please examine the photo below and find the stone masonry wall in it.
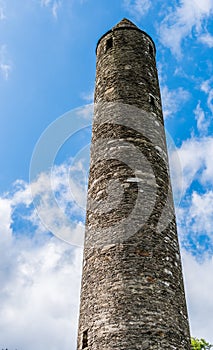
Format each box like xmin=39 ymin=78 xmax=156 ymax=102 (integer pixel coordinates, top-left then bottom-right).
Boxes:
xmin=77 ymin=19 xmax=191 ymax=350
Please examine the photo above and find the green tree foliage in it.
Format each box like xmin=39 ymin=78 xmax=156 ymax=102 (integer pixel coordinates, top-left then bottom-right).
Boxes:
xmin=191 ymin=337 xmax=213 ymax=350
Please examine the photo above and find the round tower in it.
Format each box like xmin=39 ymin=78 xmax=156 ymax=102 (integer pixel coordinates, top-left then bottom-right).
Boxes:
xmin=77 ymin=18 xmax=191 ymax=350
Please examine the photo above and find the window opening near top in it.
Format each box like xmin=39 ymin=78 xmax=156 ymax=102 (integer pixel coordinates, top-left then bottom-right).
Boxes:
xmin=149 ymin=43 xmax=153 ymax=55
xmin=106 ymin=37 xmax=113 ymax=51
xmin=150 ymin=95 xmax=155 ymax=108
xmin=82 ymin=329 xmax=88 ymax=349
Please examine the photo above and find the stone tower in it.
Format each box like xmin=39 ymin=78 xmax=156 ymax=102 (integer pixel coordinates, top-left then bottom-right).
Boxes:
xmin=77 ymin=18 xmax=191 ymax=349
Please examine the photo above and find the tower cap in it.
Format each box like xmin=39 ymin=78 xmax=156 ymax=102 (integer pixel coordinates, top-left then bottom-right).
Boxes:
xmin=96 ymin=18 xmax=156 ymax=54
xmin=112 ymin=18 xmax=138 ymax=29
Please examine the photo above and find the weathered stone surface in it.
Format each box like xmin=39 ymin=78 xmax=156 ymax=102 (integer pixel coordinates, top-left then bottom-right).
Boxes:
xmin=77 ymin=18 xmax=191 ymax=350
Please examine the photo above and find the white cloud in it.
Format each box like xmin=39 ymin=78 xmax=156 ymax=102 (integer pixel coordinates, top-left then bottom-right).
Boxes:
xmin=40 ymin=0 xmax=61 ymax=19
xmin=176 ymin=190 xmax=213 ymax=253
xmin=0 ymin=160 xmax=85 ymax=350
xmin=81 ymin=90 xmax=94 ymax=103
xmin=169 ymin=136 xmax=213 ymax=202
xmin=0 ymin=6 xmax=6 ymax=20
xmin=0 ymin=45 xmax=12 ymax=80
xmin=28 ymin=158 xmax=86 ymax=245
xmin=201 ymin=79 xmax=211 ymax=94
xmin=174 ymin=66 xmax=192 ymax=80
xmin=194 ymin=101 xmax=210 ymax=134
xmin=41 ymin=0 xmax=52 ymax=6
xmin=201 ymin=78 xmax=213 ymax=115
xmin=76 ymin=103 xmax=93 ymax=121
xmin=159 ymin=0 xmax=213 ymax=57
xmin=0 ymin=0 xmax=6 ymax=19
xmin=188 ymin=191 xmax=213 ymax=236
xmin=52 ymin=1 xmax=61 ymax=19
xmin=1 ymin=153 xmax=87 ymax=247
xmin=182 ymin=251 xmax=213 ymax=343
xmin=161 ymin=85 xmax=190 ymax=118
xmin=0 ymin=63 xmax=11 ymax=80
xmin=123 ymin=0 xmax=152 ymax=19
xmin=0 ymin=198 xmax=13 ymax=241
xmin=170 ymin=134 xmax=213 ymax=259
xmin=174 ymin=135 xmax=213 ymax=334
xmin=0 ymin=235 xmax=82 ymax=350
xmin=199 ymin=32 xmax=213 ymax=47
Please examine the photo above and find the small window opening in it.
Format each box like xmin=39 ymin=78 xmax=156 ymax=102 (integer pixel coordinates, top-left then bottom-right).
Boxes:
xmin=150 ymin=95 xmax=155 ymax=108
xmin=82 ymin=329 xmax=88 ymax=349
xmin=149 ymin=43 xmax=153 ymax=55
xmin=105 ymin=37 xmax=113 ymax=52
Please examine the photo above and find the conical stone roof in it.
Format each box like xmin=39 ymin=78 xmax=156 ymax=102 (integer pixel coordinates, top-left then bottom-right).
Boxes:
xmin=113 ymin=18 xmax=138 ymax=30
xmin=96 ymin=18 xmax=156 ymax=54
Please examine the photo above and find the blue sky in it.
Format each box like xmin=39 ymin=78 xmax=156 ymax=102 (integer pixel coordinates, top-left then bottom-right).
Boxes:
xmin=0 ymin=0 xmax=213 ymax=348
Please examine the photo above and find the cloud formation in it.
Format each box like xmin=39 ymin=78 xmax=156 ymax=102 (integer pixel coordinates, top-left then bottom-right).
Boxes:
xmin=194 ymin=101 xmax=210 ymax=135
xmin=170 ymin=136 xmax=213 ymax=196
xmin=161 ymin=85 xmax=190 ymax=118
xmin=0 ymin=5 xmax=6 ymax=20
xmin=199 ymin=32 xmax=213 ymax=47
xmin=0 ymin=45 xmax=12 ymax=80
xmin=183 ymin=250 xmax=213 ymax=342
xmin=123 ymin=0 xmax=152 ymax=19
xmin=159 ymin=0 xmax=213 ymax=57
xmin=201 ymin=78 xmax=213 ymax=115
xmin=0 ymin=161 xmax=85 ymax=350
xmin=0 ymin=234 xmax=82 ymax=350
xmin=40 ymin=0 xmax=62 ymax=19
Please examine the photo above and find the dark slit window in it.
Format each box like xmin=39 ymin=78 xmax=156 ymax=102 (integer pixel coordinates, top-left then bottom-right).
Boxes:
xmin=82 ymin=329 xmax=88 ymax=349
xmin=106 ymin=37 xmax=113 ymax=52
xmin=149 ymin=43 xmax=153 ymax=55
xmin=150 ymin=95 xmax=155 ymax=108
